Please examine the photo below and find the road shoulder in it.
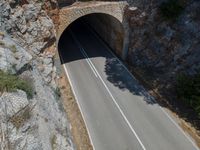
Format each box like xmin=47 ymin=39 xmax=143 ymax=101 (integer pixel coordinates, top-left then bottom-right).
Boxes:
xmin=58 ymin=66 xmax=93 ymax=150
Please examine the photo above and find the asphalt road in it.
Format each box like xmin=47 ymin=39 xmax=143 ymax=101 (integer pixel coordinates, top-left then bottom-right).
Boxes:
xmin=59 ymin=21 xmax=199 ymax=150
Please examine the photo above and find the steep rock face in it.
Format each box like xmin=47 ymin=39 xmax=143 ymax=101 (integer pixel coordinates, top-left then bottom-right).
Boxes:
xmin=0 ymin=35 xmax=32 ymax=73
xmin=0 ymin=1 xmax=55 ymax=55
xmin=127 ymin=0 xmax=200 ymax=91
xmin=0 ymin=90 xmax=42 ymax=150
xmin=125 ymin=1 xmax=200 ymax=138
xmin=0 ymin=0 xmax=74 ymax=150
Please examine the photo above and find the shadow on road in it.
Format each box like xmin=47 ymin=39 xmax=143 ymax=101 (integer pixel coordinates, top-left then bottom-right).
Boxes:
xmin=58 ymin=19 xmax=156 ymax=105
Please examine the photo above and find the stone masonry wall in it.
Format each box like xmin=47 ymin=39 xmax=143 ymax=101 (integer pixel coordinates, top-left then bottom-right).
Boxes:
xmin=57 ymin=1 xmax=129 ymax=59
xmin=84 ymin=13 xmax=124 ymax=56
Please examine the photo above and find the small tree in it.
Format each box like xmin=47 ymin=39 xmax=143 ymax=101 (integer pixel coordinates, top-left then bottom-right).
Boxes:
xmin=176 ymin=73 xmax=200 ymax=117
xmin=0 ymin=71 xmax=34 ymax=99
xmin=160 ymin=0 xmax=184 ymax=20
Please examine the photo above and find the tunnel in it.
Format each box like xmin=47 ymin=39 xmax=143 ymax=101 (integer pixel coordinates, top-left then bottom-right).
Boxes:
xmin=58 ymin=13 xmax=126 ymax=63
xmin=57 ymin=11 xmax=138 ymax=100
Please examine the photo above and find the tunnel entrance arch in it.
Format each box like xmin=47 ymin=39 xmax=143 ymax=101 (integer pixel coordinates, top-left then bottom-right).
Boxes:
xmin=57 ymin=1 xmax=129 ymax=59
xmin=58 ymin=12 xmax=128 ymax=59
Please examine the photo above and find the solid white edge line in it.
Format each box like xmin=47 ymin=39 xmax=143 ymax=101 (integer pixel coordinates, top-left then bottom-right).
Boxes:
xmin=80 ymin=48 xmax=99 ymax=76
xmin=70 ymin=29 xmax=146 ymax=150
xmin=160 ymin=107 xmax=200 ymax=150
xmin=63 ymin=65 xmax=96 ymax=150
xmin=85 ymin=23 xmax=200 ymax=150
xmin=81 ymin=48 xmax=98 ymax=77
xmin=85 ymin=56 xmax=98 ymax=77
xmin=59 ymin=37 xmax=96 ymax=149
xmin=80 ymin=47 xmax=147 ymax=150
xmin=69 ymin=29 xmax=98 ymax=77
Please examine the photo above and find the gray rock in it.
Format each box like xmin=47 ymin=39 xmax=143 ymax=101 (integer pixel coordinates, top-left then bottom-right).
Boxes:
xmin=13 ymin=7 xmax=23 ymax=18
xmin=0 ymin=2 xmax=11 ymax=17
xmin=0 ymin=0 xmax=75 ymax=149
xmin=128 ymin=0 xmax=200 ymax=77
xmin=0 ymin=90 xmax=29 ymax=117
xmin=31 ymin=66 xmax=74 ymax=150
xmin=40 ymin=16 xmax=54 ymax=29
xmin=24 ymin=4 xmax=41 ymax=21
xmin=0 ymin=90 xmax=42 ymax=150
xmin=0 ymin=35 xmax=32 ymax=73
xmin=0 ymin=0 xmax=55 ymax=57
xmin=11 ymin=8 xmax=28 ymax=33
xmin=30 ymin=41 xmax=47 ymax=54
xmin=43 ymin=57 xmax=53 ymax=65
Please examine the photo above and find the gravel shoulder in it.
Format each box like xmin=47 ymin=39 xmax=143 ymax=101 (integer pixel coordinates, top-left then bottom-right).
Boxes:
xmin=58 ymin=66 xmax=93 ymax=150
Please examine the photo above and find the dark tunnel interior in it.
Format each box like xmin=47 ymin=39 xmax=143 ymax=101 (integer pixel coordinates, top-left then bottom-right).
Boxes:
xmin=57 ymin=13 xmax=155 ymax=104
xmin=58 ymin=13 xmax=125 ymax=63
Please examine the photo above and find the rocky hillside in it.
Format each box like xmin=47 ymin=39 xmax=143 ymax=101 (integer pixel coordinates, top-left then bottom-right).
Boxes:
xmin=0 ymin=0 xmax=74 ymax=149
xmin=128 ymin=0 xmax=200 ymax=78
xmin=126 ymin=0 xmax=200 ymax=132
xmin=0 ymin=0 xmax=199 ymax=149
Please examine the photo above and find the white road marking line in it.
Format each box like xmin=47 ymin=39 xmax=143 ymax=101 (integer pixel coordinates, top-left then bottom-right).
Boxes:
xmin=160 ymin=108 xmax=200 ymax=150
xmin=80 ymin=48 xmax=98 ymax=77
xmin=69 ymin=29 xmax=98 ymax=78
xmin=70 ymin=30 xmax=147 ymax=150
xmin=85 ymin=23 xmax=200 ymax=150
xmin=82 ymin=47 xmax=147 ymax=150
xmin=63 ymin=65 xmax=96 ymax=150
xmin=84 ymin=55 xmax=98 ymax=77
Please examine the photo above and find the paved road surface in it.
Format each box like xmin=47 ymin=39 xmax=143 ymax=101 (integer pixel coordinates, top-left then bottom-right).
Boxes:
xmin=59 ymin=21 xmax=199 ymax=150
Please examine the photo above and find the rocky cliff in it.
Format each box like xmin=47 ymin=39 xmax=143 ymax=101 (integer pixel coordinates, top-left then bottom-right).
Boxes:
xmin=126 ymin=0 xmax=200 ymax=135
xmin=0 ymin=0 xmax=74 ymax=149
xmin=128 ymin=0 xmax=200 ymax=78
xmin=1 ymin=0 xmax=200 ymax=149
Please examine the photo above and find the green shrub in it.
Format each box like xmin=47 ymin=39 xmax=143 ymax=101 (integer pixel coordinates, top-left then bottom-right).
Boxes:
xmin=10 ymin=105 xmax=31 ymax=129
xmin=54 ymin=87 xmax=61 ymax=98
xmin=0 ymin=71 xmax=33 ymax=99
xmin=51 ymin=134 xmax=57 ymax=150
xmin=160 ymin=0 xmax=184 ymax=20
xmin=0 ymin=41 xmax=5 ymax=46
xmin=176 ymin=73 xmax=200 ymax=117
xmin=9 ymin=45 xmax=17 ymax=53
xmin=0 ymin=32 xmax=4 ymax=36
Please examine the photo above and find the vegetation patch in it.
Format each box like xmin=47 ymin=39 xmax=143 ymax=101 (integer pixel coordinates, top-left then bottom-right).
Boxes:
xmin=9 ymin=45 xmax=17 ymax=53
xmin=176 ymin=73 xmax=200 ymax=118
xmin=51 ymin=134 xmax=57 ymax=150
xmin=0 ymin=40 xmax=5 ymax=46
xmin=0 ymin=31 xmax=4 ymax=36
xmin=11 ymin=0 xmax=29 ymax=7
xmin=54 ymin=87 xmax=61 ymax=99
xmin=160 ymin=0 xmax=185 ymax=20
xmin=0 ymin=71 xmax=34 ymax=99
xmin=10 ymin=105 xmax=31 ymax=129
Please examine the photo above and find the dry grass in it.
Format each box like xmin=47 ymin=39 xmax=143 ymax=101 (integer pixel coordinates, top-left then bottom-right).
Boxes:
xmin=58 ymin=70 xmax=93 ymax=150
xmin=51 ymin=134 xmax=57 ymax=150
xmin=129 ymin=66 xmax=200 ymax=148
xmin=9 ymin=45 xmax=17 ymax=53
xmin=10 ymin=105 xmax=31 ymax=129
xmin=0 ymin=71 xmax=34 ymax=99
xmin=0 ymin=40 xmax=5 ymax=46
xmin=0 ymin=32 xmax=4 ymax=36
